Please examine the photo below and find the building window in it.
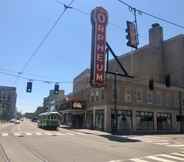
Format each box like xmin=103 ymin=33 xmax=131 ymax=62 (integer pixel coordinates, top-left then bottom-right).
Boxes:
xmin=165 ymin=93 xmax=171 ymax=107
xmin=157 ymin=112 xmax=172 ymax=130
xmin=112 ymin=110 xmax=132 ymax=130
xmin=136 ymin=111 xmax=154 ymax=130
xmin=124 ymin=87 xmax=132 ymax=103
xmin=135 ymin=88 xmax=143 ymax=103
xmin=155 ymin=91 xmax=161 ymax=105
xmin=146 ymin=91 xmax=153 ymax=104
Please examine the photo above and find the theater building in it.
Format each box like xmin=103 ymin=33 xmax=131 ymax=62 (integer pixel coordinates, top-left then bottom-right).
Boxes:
xmin=73 ymin=23 xmax=184 ymax=134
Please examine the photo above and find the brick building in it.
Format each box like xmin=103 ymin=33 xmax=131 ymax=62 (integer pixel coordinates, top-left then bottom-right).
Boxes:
xmin=72 ymin=23 xmax=184 ymax=134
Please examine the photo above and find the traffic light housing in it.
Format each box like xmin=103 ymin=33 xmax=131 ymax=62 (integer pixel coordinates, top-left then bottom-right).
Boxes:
xmin=126 ymin=21 xmax=138 ymax=49
xmin=149 ymin=79 xmax=154 ymax=91
xmin=54 ymin=83 xmax=59 ymax=94
xmin=165 ymin=74 xmax=171 ymax=87
xmin=26 ymin=81 xmax=32 ymax=93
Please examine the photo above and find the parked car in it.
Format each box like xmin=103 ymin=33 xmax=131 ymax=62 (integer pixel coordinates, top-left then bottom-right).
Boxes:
xmin=32 ymin=117 xmax=38 ymax=122
xmin=9 ymin=119 xmax=16 ymax=123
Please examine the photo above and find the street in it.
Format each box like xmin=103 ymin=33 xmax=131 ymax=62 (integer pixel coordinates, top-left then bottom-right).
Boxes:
xmin=0 ymin=120 xmax=184 ymax=162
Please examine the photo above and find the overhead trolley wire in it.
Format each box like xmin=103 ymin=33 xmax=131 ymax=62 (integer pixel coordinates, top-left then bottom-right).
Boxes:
xmin=117 ymin=0 xmax=184 ymax=29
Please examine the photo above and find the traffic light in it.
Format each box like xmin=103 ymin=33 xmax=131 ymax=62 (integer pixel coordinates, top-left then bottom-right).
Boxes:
xmin=149 ymin=79 xmax=154 ymax=91
xmin=54 ymin=83 xmax=59 ymax=94
xmin=26 ymin=81 xmax=32 ymax=93
xmin=165 ymin=74 xmax=171 ymax=87
xmin=126 ymin=21 xmax=138 ymax=49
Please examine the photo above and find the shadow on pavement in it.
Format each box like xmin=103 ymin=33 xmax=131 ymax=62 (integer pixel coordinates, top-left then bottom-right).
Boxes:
xmin=99 ymin=135 xmax=141 ymax=143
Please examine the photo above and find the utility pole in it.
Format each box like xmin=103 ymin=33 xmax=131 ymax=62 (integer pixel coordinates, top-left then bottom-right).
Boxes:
xmin=113 ymin=73 xmax=118 ymax=133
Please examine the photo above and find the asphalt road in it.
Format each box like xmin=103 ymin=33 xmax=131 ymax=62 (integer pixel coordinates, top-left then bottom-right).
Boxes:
xmin=1 ymin=120 xmax=184 ymax=162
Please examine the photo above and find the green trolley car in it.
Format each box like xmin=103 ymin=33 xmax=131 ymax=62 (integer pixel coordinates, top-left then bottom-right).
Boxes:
xmin=38 ymin=112 xmax=60 ymax=130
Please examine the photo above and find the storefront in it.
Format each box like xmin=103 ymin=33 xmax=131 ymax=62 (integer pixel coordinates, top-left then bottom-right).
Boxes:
xmin=136 ymin=111 xmax=154 ymax=130
xmin=157 ymin=112 xmax=172 ymax=130
xmin=85 ymin=111 xmax=93 ymax=129
xmin=111 ymin=110 xmax=132 ymax=132
xmin=95 ymin=110 xmax=104 ymax=130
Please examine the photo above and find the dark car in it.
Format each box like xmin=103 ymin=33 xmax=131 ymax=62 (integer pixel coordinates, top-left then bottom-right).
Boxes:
xmin=32 ymin=117 xmax=38 ymax=122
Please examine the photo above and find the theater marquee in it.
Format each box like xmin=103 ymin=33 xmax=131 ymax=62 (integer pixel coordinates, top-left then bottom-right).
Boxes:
xmin=90 ymin=7 xmax=108 ymax=88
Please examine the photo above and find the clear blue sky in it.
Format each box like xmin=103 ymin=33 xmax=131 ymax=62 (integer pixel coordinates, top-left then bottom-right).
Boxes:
xmin=0 ymin=0 xmax=183 ymax=113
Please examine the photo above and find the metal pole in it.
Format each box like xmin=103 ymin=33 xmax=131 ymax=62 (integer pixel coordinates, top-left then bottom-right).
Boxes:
xmin=133 ymin=8 xmax=139 ymax=49
xmin=113 ymin=73 xmax=118 ymax=133
xmin=179 ymin=91 xmax=182 ymax=133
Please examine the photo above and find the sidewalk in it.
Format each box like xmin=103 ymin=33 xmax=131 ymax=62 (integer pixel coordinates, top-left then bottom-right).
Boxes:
xmin=0 ymin=121 xmax=11 ymax=130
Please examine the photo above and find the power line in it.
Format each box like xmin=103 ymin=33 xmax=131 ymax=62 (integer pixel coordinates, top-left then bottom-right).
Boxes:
xmin=117 ymin=0 xmax=184 ymax=29
xmin=19 ymin=0 xmax=75 ymax=75
xmin=56 ymin=0 xmax=123 ymax=30
xmin=0 ymin=71 xmax=73 ymax=84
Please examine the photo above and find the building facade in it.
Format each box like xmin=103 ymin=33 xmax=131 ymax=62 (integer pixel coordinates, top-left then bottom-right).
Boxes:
xmin=43 ymin=90 xmax=65 ymax=112
xmin=72 ymin=23 xmax=184 ymax=134
xmin=0 ymin=86 xmax=17 ymax=120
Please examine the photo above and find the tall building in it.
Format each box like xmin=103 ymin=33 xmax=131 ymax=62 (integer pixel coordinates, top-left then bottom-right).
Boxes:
xmin=72 ymin=23 xmax=184 ymax=134
xmin=0 ymin=86 xmax=17 ymax=120
xmin=43 ymin=90 xmax=65 ymax=112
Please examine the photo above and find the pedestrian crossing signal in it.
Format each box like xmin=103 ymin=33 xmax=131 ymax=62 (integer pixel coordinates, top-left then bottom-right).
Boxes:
xmin=26 ymin=81 xmax=32 ymax=93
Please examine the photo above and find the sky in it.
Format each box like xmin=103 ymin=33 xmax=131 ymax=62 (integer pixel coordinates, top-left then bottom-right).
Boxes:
xmin=0 ymin=0 xmax=183 ymax=113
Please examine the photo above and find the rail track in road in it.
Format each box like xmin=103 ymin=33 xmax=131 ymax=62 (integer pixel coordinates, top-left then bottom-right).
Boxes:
xmin=0 ymin=144 xmax=11 ymax=162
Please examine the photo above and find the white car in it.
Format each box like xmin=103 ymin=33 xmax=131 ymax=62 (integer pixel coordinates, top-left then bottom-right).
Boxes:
xmin=15 ymin=120 xmax=20 ymax=124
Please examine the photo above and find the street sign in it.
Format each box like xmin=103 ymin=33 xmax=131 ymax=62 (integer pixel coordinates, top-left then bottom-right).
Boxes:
xmin=90 ymin=7 xmax=108 ymax=88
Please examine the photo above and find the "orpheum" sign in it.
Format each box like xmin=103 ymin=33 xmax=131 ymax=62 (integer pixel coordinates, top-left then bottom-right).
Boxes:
xmin=90 ymin=7 xmax=108 ymax=88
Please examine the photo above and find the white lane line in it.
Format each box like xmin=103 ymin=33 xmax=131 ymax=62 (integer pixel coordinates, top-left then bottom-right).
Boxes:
xmin=66 ymin=133 xmax=74 ymax=136
xmin=1 ymin=133 xmax=8 ymax=137
xmin=167 ymin=145 xmax=184 ymax=147
xmin=154 ymin=143 xmax=170 ymax=145
xmin=55 ymin=132 xmax=65 ymax=136
xmin=14 ymin=133 xmax=23 ymax=137
xmin=146 ymin=155 xmax=176 ymax=162
xmin=171 ymin=152 xmax=184 ymax=157
xmin=158 ymin=154 xmax=184 ymax=161
xmin=25 ymin=132 xmax=32 ymax=136
xmin=45 ymin=132 xmax=53 ymax=136
xmin=130 ymin=158 xmax=149 ymax=162
xmin=75 ymin=132 xmax=87 ymax=136
xmin=35 ymin=132 xmax=42 ymax=136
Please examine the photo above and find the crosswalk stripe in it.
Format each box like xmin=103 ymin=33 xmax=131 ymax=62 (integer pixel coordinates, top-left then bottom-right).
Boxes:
xmin=154 ymin=143 xmax=170 ymax=145
xmin=75 ymin=132 xmax=87 ymax=136
xmin=171 ymin=152 xmax=184 ymax=157
xmin=35 ymin=132 xmax=42 ymax=136
xmin=167 ymin=145 xmax=184 ymax=147
xmin=1 ymin=133 xmax=8 ymax=137
xmin=25 ymin=133 xmax=32 ymax=136
xmin=146 ymin=155 xmax=176 ymax=162
xmin=108 ymin=160 xmax=123 ymax=162
xmin=45 ymin=132 xmax=53 ymax=136
xmin=158 ymin=154 xmax=184 ymax=161
xmin=55 ymin=132 xmax=65 ymax=136
xmin=130 ymin=158 xmax=149 ymax=162
xmin=66 ymin=133 xmax=74 ymax=136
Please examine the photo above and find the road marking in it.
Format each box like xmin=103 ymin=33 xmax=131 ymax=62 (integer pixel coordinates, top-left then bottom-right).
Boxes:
xmin=167 ymin=144 xmax=184 ymax=147
xmin=154 ymin=143 xmax=170 ymax=145
xmin=171 ymin=152 xmax=184 ymax=157
xmin=55 ymin=132 xmax=65 ymax=136
xmin=130 ymin=158 xmax=149 ymax=162
xmin=108 ymin=160 xmax=123 ymax=162
xmin=45 ymin=132 xmax=53 ymax=136
xmin=75 ymin=132 xmax=87 ymax=136
xmin=25 ymin=132 xmax=32 ymax=136
xmin=158 ymin=154 xmax=184 ymax=161
xmin=66 ymin=133 xmax=74 ymax=136
xmin=146 ymin=155 xmax=176 ymax=162
xmin=14 ymin=133 xmax=23 ymax=137
xmin=1 ymin=133 xmax=8 ymax=137
xmin=35 ymin=132 xmax=42 ymax=136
